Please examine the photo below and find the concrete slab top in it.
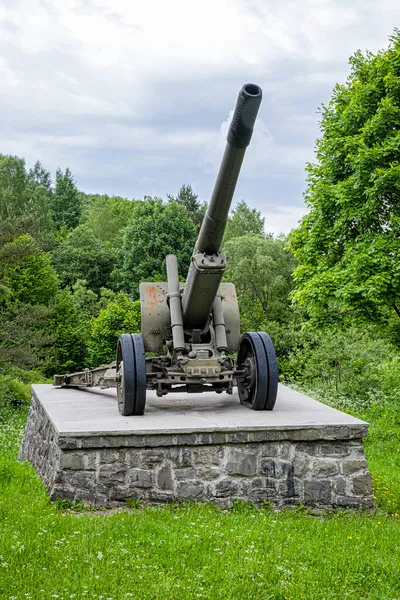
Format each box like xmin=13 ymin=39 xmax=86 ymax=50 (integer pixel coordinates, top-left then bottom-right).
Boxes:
xmin=32 ymin=384 xmax=368 ymax=437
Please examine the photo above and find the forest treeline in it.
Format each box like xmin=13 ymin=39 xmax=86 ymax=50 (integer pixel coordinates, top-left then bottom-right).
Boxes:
xmin=1 ymin=32 xmax=400 ymax=412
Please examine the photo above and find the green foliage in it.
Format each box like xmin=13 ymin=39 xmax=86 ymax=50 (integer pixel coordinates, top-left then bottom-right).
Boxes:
xmin=0 ymin=375 xmax=31 ymax=409
xmin=222 ymin=203 xmax=295 ymax=333
xmin=379 ymin=355 xmax=400 ymax=395
xmin=282 ymin=326 xmax=399 ymax=410
xmin=88 ymin=292 xmax=141 ymax=366
xmin=115 ymin=198 xmax=197 ymax=296
xmin=46 ymin=290 xmax=88 ymax=375
xmin=1 ymin=235 xmax=59 ymax=306
xmin=51 ymin=167 xmax=81 ymax=230
xmin=224 ymin=234 xmax=297 ymax=329
xmin=255 ymin=317 xmax=308 ymax=369
xmin=0 ymin=154 xmax=27 ymax=220
xmin=42 ymin=282 xmax=103 ymax=375
xmin=79 ymin=194 xmax=136 ymax=247
xmin=52 ymin=225 xmax=115 ymax=293
xmin=289 ymin=31 xmax=400 ymax=326
xmin=27 ymin=160 xmax=52 ymax=197
xmin=69 ymin=279 xmax=99 ymax=322
xmin=0 ymin=155 xmax=55 ymax=250
xmin=167 ymin=184 xmax=206 ymax=230
xmin=223 ymin=200 xmax=265 ymax=245
xmin=0 ymin=303 xmax=54 ymax=373
xmin=125 ymin=497 xmax=142 ymax=509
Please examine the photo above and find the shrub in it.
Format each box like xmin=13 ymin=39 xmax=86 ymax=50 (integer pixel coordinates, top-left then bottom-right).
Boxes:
xmin=0 ymin=376 xmax=31 ymax=409
xmin=283 ymin=325 xmax=399 ymax=411
xmin=88 ymin=292 xmax=141 ymax=366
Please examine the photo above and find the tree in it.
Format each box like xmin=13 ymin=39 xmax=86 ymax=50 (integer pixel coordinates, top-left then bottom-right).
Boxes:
xmin=167 ymin=184 xmax=206 ymax=231
xmin=45 ymin=289 xmax=88 ymax=375
xmin=0 ymin=231 xmax=59 ymax=377
xmin=25 ymin=162 xmax=55 ymax=250
xmin=223 ymin=200 xmax=265 ymax=245
xmin=114 ymin=198 xmax=197 ymax=296
xmin=289 ymin=31 xmax=400 ymax=326
xmin=0 ymin=155 xmax=54 ymax=249
xmin=0 ymin=303 xmax=54 ymax=374
xmin=51 ymin=167 xmax=81 ymax=230
xmin=79 ymin=193 xmax=136 ymax=247
xmin=88 ymin=292 xmax=141 ymax=366
xmin=42 ymin=281 xmax=102 ymax=375
xmin=52 ymin=225 xmax=115 ymax=293
xmin=1 ymin=235 xmax=59 ymax=306
xmin=69 ymin=279 xmax=99 ymax=323
xmin=27 ymin=160 xmax=52 ymax=194
xmin=224 ymin=234 xmax=296 ymax=330
xmin=0 ymin=155 xmax=27 ymax=220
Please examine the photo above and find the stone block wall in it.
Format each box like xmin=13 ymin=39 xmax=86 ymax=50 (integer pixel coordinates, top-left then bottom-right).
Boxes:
xmin=19 ymin=394 xmax=374 ymax=509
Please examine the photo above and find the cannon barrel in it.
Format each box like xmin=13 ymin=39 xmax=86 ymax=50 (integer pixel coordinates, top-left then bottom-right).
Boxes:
xmin=181 ymin=83 xmax=262 ymax=332
xmin=196 ymin=83 xmax=262 ymax=255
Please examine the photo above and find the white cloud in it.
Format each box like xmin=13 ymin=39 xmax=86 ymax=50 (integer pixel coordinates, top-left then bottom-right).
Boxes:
xmin=201 ymin=111 xmax=314 ymax=181
xmin=263 ymin=205 xmax=309 ymax=237
xmin=1 ymin=0 xmax=400 ymax=232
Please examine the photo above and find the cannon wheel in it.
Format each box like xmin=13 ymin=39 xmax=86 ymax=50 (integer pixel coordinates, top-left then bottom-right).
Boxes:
xmin=116 ymin=333 xmax=146 ymax=416
xmin=236 ymin=332 xmax=278 ymax=411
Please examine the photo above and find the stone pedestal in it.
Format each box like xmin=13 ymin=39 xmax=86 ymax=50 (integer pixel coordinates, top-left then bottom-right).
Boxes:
xmin=19 ymin=384 xmax=374 ymax=508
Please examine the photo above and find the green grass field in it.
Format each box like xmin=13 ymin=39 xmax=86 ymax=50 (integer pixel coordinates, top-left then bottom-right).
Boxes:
xmin=1 ymin=402 xmax=400 ymax=600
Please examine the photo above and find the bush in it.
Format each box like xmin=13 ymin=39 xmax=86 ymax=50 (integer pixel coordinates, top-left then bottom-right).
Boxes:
xmin=0 ymin=367 xmax=49 ymax=410
xmin=0 ymin=376 xmax=30 ymax=409
xmin=283 ymin=325 xmax=399 ymax=411
xmin=1 ymin=235 xmax=59 ymax=305
xmin=88 ymin=292 xmax=141 ymax=366
xmin=52 ymin=225 xmax=115 ymax=293
xmin=45 ymin=290 xmax=88 ymax=375
xmin=379 ymin=356 xmax=400 ymax=396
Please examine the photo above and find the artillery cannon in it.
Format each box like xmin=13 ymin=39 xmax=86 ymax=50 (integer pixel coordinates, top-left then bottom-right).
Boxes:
xmin=53 ymin=83 xmax=279 ymax=415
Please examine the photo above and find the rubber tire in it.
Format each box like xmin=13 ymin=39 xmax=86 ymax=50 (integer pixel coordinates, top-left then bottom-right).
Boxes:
xmin=130 ymin=334 xmax=146 ymax=416
xmin=257 ymin=332 xmax=278 ymax=410
xmin=116 ymin=333 xmax=147 ymax=416
xmin=117 ymin=334 xmax=136 ymax=416
xmin=237 ymin=332 xmax=268 ymax=410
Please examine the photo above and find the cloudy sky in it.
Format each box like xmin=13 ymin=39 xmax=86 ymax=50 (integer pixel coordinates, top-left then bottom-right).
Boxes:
xmin=1 ymin=0 xmax=399 ymax=234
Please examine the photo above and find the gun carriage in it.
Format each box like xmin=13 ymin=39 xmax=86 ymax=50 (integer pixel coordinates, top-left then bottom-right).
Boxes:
xmin=54 ymin=83 xmax=279 ymax=415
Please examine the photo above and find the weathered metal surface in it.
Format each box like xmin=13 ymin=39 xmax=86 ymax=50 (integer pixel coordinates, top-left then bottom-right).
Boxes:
xmin=139 ymin=280 xmax=240 ymax=354
xmin=53 ymin=363 xmax=117 ymax=388
xmin=212 ymin=293 xmax=228 ymax=352
xmin=166 ymin=254 xmax=185 ymax=352
xmin=219 ymin=283 xmax=240 ymax=353
xmin=139 ymin=282 xmax=173 ymax=352
xmin=181 ymin=252 xmax=226 ymax=331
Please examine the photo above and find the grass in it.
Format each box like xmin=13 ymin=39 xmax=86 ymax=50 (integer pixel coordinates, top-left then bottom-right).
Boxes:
xmin=362 ymin=403 xmax=400 ymax=515
xmin=1 ymin=403 xmax=400 ymax=600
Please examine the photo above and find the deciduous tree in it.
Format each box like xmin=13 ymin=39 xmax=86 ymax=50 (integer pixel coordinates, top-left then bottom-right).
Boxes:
xmin=1 ymin=235 xmax=59 ymax=306
xmin=52 ymin=225 xmax=115 ymax=293
xmin=224 ymin=234 xmax=296 ymax=330
xmin=115 ymin=198 xmax=197 ymax=296
xmin=223 ymin=200 xmax=265 ymax=245
xmin=88 ymin=292 xmax=141 ymax=366
xmin=79 ymin=194 xmax=136 ymax=247
xmin=289 ymin=31 xmax=400 ymax=326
